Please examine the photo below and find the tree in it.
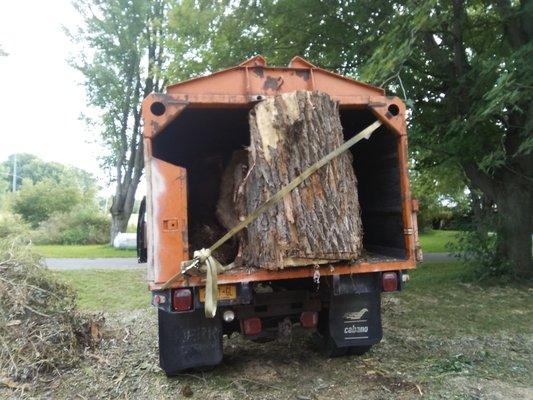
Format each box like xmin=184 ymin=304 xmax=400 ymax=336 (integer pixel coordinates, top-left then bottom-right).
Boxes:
xmin=10 ymin=179 xmax=82 ymax=227
xmin=71 ymin=0 xmax=169 ymax=242
xmin=358 ymin=0 xmax=532 ymax=277
xmin=167 ymin=0 xmax=532 ymax=277
xmin=1 ymin=153 xmax=95 ymax=195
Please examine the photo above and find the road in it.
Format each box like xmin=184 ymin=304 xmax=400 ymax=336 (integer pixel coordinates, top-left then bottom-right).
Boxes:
xmin=45 ymin=252 xmax=453 ymax=270
xmin=45 ymin=257 xmax=145 ymax=270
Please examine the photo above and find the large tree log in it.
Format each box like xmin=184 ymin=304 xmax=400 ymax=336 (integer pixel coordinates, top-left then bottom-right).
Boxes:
xmin=240 ymin=91 xmax=363 ymax=269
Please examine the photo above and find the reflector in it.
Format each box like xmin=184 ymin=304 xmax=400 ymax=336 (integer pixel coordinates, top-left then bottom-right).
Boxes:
xmin=382 ymin=272 xmax=398 ymax=292
xmin=173 ymin=289 xmax=192 ymax=311
xmin=300 ymin=311 xmax=318 ymax=329
xmin=242 ymin=317 xmax=262 ymax=336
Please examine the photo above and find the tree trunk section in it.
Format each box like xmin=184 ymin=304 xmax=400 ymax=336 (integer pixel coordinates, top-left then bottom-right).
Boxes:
xmin=241 ymin=91 xmax=363 ymax=270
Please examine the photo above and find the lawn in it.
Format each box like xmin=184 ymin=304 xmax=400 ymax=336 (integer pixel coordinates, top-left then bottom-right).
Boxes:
xmin=34 ymin=244 xmax=137 ymax=258
xmin=419 ymin=229 xmax=459 ymax=252
xmin=34 ymin=230 xmax=455 ymax=259
xmin=56 ymin=268 xmax=149 ymax=312
xmin=53 ymin=261 xmax=533 ymax=398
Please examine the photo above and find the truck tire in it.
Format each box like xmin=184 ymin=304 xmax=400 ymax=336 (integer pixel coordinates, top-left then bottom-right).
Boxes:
xmin=158 ymin=309 xmax=223 ymax=375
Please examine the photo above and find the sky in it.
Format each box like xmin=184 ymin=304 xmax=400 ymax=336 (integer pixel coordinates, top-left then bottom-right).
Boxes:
xmin=0 ymin=1 xmax=110 ymax=189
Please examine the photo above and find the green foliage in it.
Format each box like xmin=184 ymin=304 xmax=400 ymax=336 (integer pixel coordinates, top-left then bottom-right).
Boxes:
xmin=449 ymin=215 xmax=512 ymax=279
xmin=71 ymin=0 xmax=168 ymax=239
xmin=1 ymin=153 xmax=96 ymax=195
xmin=410 ymin=165 xmax=470 ymax=229
xmin=0 ymin=212 xmax=30 ymax=238
xmin=32 ymin=206 xmax=110 ymax=245
xmin=165 ymin=0 xmax=532 ymax=276
xmin=10 ymin=179 xmax=82 ymax=227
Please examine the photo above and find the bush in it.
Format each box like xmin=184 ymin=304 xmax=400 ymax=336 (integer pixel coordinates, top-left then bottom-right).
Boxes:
xmin=10 ymin=179 xmax=82 ymax=227
xmin=448 ymin=214 xmax=511 ymax=279
xmin=0 ymin=213 xmax=30 ymax=239
xmin=32 ymin=206 xmax=110 ymax=245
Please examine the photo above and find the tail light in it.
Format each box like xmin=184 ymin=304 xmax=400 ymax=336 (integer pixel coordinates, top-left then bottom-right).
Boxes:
xmin=242 ymin=317 xmax=262 ymax=336
xmin=172 ymin=288 xmax=193 ymax=311
xmin=300 ymin=311 xmax=318 ymax=329
xmin=382 ymin=272 xmax=398 ymax=292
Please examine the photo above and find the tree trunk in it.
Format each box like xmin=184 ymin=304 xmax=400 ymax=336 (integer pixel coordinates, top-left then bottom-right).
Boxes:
xmin=110 ymin=212 xmax=128 ymax=245
xmin=464 ymin=163 xmax=532 ymax=278
xmin=494 ymin=178 xmax=532 ymax=278
xmin=240 ymin=91 xmax=363 ymax=270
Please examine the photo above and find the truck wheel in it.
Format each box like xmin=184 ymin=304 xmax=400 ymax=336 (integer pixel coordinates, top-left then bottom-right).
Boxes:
xmin=158 ymin=309 xmax=223 ymax=375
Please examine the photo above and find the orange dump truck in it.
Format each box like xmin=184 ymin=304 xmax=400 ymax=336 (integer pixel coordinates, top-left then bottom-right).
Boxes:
xmin=137 ymin=56 xmax=421 ymax=375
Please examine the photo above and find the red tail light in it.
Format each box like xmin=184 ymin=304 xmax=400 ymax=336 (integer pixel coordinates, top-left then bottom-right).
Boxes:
xmin=382 ymin=272 xmax=398 ymax=292
xmin=242 ymin=317 xmax=262 ymax=336
xmin=300 ymin=311 xmax=318 ymax=329
xmin=173 ymin=288 xmax=193 ymax=311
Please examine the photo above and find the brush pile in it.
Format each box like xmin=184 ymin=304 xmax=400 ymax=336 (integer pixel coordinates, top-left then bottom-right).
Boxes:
xmin=0 ymin=237 xmax=102 ymax=382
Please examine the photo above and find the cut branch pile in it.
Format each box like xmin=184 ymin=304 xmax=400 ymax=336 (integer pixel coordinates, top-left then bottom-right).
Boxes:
xmin=0 ymin=238 xmax=102 ymax=382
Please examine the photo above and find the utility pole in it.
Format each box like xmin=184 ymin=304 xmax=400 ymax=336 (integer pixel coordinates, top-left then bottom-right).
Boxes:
xmin=12 ymin=153 xmax=17 ymax=192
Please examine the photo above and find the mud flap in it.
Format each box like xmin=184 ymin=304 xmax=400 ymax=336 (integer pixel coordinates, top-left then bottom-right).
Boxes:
xmin=329 ymin=291 xmax=382 ymax=348
xmin=158 ymin=309 xmax=223 ymax=374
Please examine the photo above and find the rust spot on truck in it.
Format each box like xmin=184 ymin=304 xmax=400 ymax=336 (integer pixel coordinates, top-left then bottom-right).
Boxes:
xmin=295 ymin=69 xmax=310 ymax=81
xmin=252 ymin=66 xmax=264 ymax=77
xmin=263 ymin=76 xmax=284 ymax=91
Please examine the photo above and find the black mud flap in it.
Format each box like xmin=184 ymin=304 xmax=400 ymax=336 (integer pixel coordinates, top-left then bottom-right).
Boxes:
xmin=329 ymin=291 xmax=382 ymax=348
xmin=158 ymin=309 xmax=223 ymax=375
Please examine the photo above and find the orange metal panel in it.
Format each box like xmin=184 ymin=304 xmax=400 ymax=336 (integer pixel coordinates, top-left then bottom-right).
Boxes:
xmin=149 ymin=158 xmax=188 ymax=283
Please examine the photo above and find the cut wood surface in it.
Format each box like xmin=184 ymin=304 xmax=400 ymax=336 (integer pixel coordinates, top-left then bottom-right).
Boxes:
xmin=239 ymin=90 xmax=363 ymax=269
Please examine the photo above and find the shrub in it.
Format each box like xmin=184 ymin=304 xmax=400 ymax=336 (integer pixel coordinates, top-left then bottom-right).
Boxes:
xmin=0 ymin=212 xmax=30 ymax=239
xmin=33 ymin=206 xmax=110 ymax=245
xmin=447 ymin=213 xmax=511 ymax=279
xmin=10 ymin=179 xmax=82 ymax=227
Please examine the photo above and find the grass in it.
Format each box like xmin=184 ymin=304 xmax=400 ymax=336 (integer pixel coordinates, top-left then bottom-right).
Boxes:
xmin=44 ymin=262 xmax=532 ymax=399
xmin=56 ymin=268 xmax=149 ymax=312
xmin=419 ymin=229 xmax=459 ymax=252
xmin=34 ymin=244 xmax=136 ymax=258
xmin=381 ymin=261 xmax=533 ymax=388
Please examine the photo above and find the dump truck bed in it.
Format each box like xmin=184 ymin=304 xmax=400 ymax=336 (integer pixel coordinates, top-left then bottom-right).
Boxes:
xmin=142 ymin=56 xmax=419 ymax=290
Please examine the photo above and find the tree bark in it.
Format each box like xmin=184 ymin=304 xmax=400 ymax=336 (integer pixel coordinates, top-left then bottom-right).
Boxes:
xmin=493 ymin=175 xmax=532 ymax=277
xmin=239 ymin=91 xmax=363 ymax=270
xmin=464 ymin=163 xmax=532 ymax=277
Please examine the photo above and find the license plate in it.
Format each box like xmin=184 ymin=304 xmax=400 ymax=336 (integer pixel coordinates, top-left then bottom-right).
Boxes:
xmin=199 ymin=284 xmax=237 ymax=302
